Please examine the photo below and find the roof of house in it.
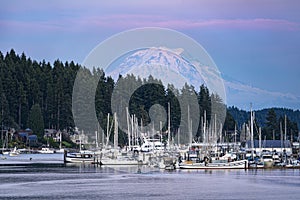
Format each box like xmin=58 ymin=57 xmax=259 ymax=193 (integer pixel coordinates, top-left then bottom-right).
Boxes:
xmin=18 ymin=132 xmax=28 ymax=137
xmin=246 ymin=140 xmax=292 ymax=148
xmin=28 ymin=135 xmax=38 ymax=141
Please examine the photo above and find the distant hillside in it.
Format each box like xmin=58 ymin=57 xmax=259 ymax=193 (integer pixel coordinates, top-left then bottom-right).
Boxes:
xmin=228 ymin=106 xmax=300 ymax=130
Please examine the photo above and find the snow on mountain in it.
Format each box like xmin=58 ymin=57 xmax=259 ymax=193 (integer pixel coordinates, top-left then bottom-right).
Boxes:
xmin=106 ymin=47 xmax=205 ymax=90
xmin=106 ymin=47 xmax=299 ymax=110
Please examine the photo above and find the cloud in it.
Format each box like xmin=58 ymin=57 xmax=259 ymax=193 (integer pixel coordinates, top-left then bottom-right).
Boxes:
xmin=74 ymin=15 xmax=300 ymax=31
xmin=1 ymin=15 xmax=299 ymax=35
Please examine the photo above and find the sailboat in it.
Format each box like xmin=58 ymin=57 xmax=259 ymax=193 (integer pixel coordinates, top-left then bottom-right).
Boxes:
xmin=100 ymin=113 xmax=144 ymax=166
xmin=9 ymin=147 xmax=20 ymax=156
xmin=65 ymin=132 xmax=95 ymax=163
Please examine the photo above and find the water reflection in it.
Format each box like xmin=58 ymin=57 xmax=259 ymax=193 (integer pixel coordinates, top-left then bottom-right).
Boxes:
xmin=0 ymin=165 xmax=299 ymax=200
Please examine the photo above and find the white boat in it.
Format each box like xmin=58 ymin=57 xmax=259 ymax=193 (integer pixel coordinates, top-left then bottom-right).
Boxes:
xmin=272 ymin=152 xmax=281 ymax=166
xmin=179 ymin=159 xmax=248 ymax=169
xmin=141 ymin=138 xmax=165 ymax=152
xmin=98 ymin=150 xmax=145 ymax=166
xmin=2 ymin=150 xmax=10 ymax=155
xmin=55 ymin=148 xmax=65 ymax=154
xmin=65 ymin=152 xmax=95 ymax=163
xmin=38 ymin=148 xmax=55 ymax=154
xmin=9 ymin=147 xmax=20 ymax=156
xmin=261 ymin=153 xmax=274 ymax=168
xmin=100 ymin=157 xmax=143 ymax=165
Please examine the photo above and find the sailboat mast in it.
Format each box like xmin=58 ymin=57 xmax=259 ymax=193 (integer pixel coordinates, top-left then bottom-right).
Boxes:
xmin=280 ymin=121 xmax=283 ymax=150
xmin=95 ymin=130 xmax=98 ymax=149
xmin=204 ymin=110 xmax=207 ymax=142
xmin=60 ymin=131 xmax=62 ymax=149
xmin=160 ymin=121 xmax=162 ymax=143
xmin=131 ymin=115 xmax=134 ymax=146
xmin=114 ymin=112 xmax=118 ymax=151
xmin=126 ymin=107 xmax=131 ymax=149
xmin=250 ymin=105 xmax=254 ymax=159
xmin=284 ymin=115 xmax=287 ymax=149
xmin=106 ymin=113 xmax=110 ymax=148
xmin=214 ymin=113 xmax=217 ymax=144
xmin=188 ymin=105 xmax=192 ymax=146
xmin=1 ymin=105 xmax=3 ymax=151
xmin=79 ymin=133 xmax=82 ymax=152
xmin=168 ymin=102 xmax=171 ymax=148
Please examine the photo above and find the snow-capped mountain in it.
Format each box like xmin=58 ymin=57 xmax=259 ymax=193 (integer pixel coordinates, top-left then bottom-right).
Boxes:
xmin=105 ymin=47 xmax=300 ymax=110
xmin=106 ymin=47 xmax=205 ymax=90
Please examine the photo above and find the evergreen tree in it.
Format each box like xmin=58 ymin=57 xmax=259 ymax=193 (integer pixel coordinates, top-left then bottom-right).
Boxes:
xmin=27 ymin=104 xmax=44 ymax=138
xmin=265 ymin=108 xmax=278 ymax=139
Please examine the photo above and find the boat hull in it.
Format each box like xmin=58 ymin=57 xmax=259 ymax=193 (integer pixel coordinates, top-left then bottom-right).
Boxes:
xmin=100 ymin=158 xmax=143 ymax=165
xmin=263 ymin=160 xmax=274 ymax=168
xmin=65 ymin=153 xmax=95 ymax=163
xmin=179 ymin=160 xmax=248 ymax=169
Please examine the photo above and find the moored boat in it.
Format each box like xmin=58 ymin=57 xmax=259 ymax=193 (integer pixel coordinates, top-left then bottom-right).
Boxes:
xmin=38 ymin=147 xmax=55 ymax=154
xmin=261 ymin=153 xmax=274 ymax=168
xmin=9 ymin=147 xmax=20 ymax=156
xmin=65 ymin=152 xmax=95 ymax=163
xmin=100 ymin=157 xmax=143 ymax=165
xmin=179 ymin=159 xmax=248 ymax=169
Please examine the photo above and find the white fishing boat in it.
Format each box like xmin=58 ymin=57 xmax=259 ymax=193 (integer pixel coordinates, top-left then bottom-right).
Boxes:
xmin=261 ymin=153 xmax=274 ymax=168
xmin=272 ymin=152 xmax=281 ymax=166
xmin=65 ymin=151 xmax=95 ymax=163
xmin=38 ymin=147 xmax=55 ymax=154
xmin=100 ymin=156 xmax=143 ymax=165
xmin=2 ymin=150 xmax=10 ymax=155
xmin=179 ymin=159 xmax=248 ymax=169
xmin=140 ymin=137 xmax=165 ymax=152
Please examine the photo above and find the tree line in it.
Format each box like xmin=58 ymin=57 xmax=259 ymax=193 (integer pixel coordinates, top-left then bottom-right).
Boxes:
xmin=228 ymin=106 xmax=299 ymax=141
xmin=0 ymin=49 xmax=298 ymax=147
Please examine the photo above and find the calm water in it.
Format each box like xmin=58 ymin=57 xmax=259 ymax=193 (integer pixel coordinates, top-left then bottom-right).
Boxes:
xmin=0 ymin=164 xmax=300 ymax=200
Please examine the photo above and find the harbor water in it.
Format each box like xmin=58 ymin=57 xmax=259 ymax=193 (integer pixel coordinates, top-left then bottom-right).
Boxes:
xmin=1 ymin=163 xmax=300 ymax=200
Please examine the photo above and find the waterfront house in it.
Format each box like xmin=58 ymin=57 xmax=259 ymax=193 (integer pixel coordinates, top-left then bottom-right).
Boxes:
xmin=28 ymin=135 xmax=38 ymax=147
xmin=44 ymin=129 xmax=57 ymax=138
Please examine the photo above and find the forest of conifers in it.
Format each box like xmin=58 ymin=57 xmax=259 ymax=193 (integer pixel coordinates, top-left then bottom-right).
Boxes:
xmin=0 ymin=49 xmax=299 ymax=145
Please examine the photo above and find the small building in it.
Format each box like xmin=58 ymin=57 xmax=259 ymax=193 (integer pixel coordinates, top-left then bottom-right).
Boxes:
xmin=17 ymin=129 xmax=38 ymax=147
xmin=246 ymin=140 xmax=292 ymax=155
xmin=17 ymin=129 xmax=33 ymax=142
xmin=44 ymin=129 xmax=57 ymax=138
xmin=18 ymin=132 xmax=29 ymax=143
xmin=70 ymin=132 xmax=89 ymax=145
xmin=28 ymin=135 xmax=38 ymax=146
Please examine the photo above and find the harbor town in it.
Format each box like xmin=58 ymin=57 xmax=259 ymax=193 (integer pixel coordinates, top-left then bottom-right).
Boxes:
xmin=2 ymin=1 xmax=300 ymax=200
xmin=1 ymin=108 xmax=300 ymax=170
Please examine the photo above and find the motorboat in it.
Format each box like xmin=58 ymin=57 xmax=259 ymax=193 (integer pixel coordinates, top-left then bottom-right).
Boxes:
xmin=261 ymin=152 xmax=274 ymax=168
xmin=179 ymin=159 xmax=248 ymax=169
xmin=38 ymin=147 xmax=55 ymax=154
xmin=141 ymin=138 xmax=165 ymax=152
xmin=65 ymin=151 xmax=95 ymax=163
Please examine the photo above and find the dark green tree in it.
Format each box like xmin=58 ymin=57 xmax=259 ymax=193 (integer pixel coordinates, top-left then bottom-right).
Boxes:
xmin=27 ymin=104 xmax=44 ymax=138
xmin=265 ymin=108 xmax=278 ymax=139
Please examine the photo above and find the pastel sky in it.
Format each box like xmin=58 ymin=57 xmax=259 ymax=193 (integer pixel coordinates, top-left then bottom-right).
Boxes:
xmin=1 ymin=0 xmax=300 ymax=110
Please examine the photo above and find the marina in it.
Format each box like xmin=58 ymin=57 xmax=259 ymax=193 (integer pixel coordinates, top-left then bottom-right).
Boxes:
xmin=1 ymin=164 xmax=300 ymax=200
xmin=1 ymin=0 xmax=300 ymax=199
xmin=1 ymin=145 xmax=299 ymax=170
